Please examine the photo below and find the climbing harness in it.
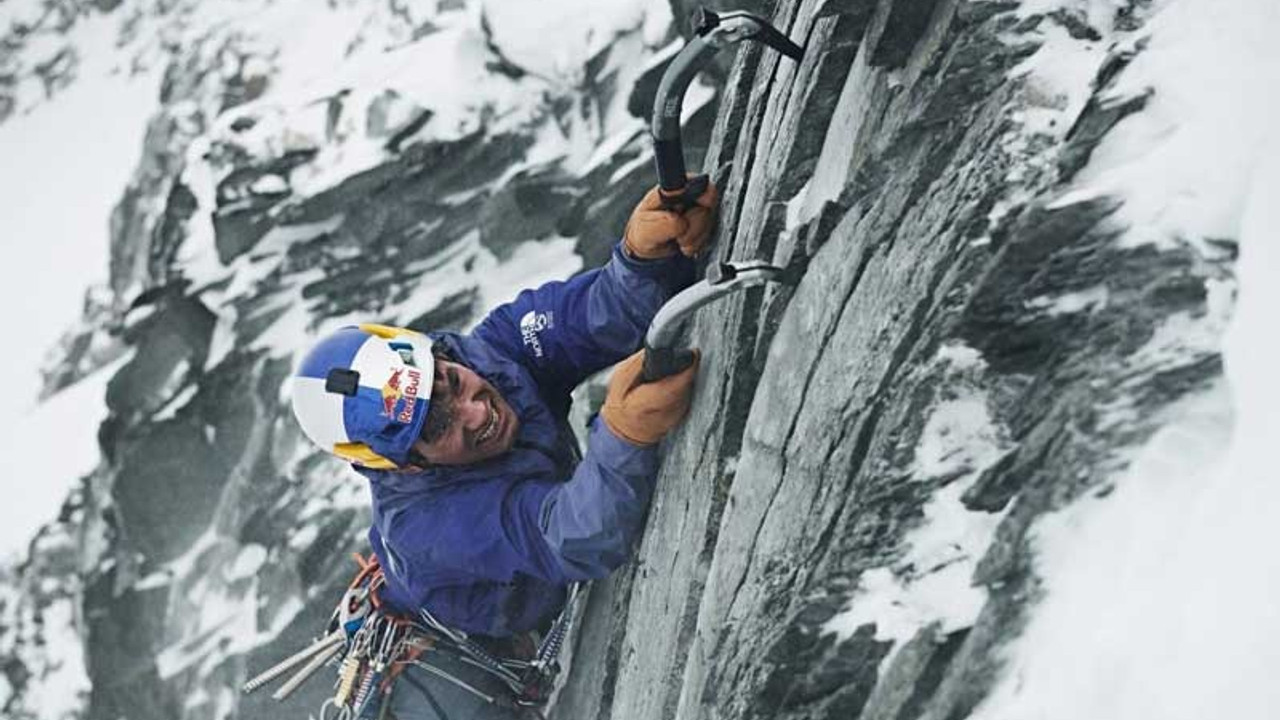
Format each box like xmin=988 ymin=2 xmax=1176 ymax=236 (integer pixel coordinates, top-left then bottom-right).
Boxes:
xmin=243 ymin=555 xmax=582 ymax=719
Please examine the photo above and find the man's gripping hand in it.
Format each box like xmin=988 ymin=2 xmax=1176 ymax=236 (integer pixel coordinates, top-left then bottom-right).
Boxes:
xmin=601 ymin=349 xmax=700 ymax=446
xmin=623 ymin=181 xmax=719 ymax=260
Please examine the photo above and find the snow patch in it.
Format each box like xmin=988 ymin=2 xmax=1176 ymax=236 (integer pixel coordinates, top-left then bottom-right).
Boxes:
xmin=249 ymin=173 xmax=290 ymax=195
xmin=971 ymin=1 xmax=1280 ymax=718
xmin=153 ymin=383 xmax=199 ymax=422
xmin=18 ymin=597 xmax=90 ymax=718
xmin=783 ymin=176 xmax=813 ymax=234
xmin=824 ymin=482 xmax=1005 ymax=646
xmin=203 ymin=309 xmax=240 ymax=372
xmin=1024 ymin=285 xmax=1109 ymax=316
xmin=483 ymin=1 xmax=651 ymax=79
xmin=471 ymin=236 xmax=584 ymax=323
xmin=135 ymin=570 xmax=175 ymax=591
xmin=288 ymin=524 xmax=319 ymax=550
xmin=935 ymin=342 xmax=986 ymax=370
xmin=1061 ymin=0 xmax=1280 ymax=250
xmin=608 ymin=151 xmax=653 ymax=185
xmin=230 ymin=544 xmax=268 ymax=578
xmin=0 ymin=6 xmax=160 ymax=560
xmin=157 ymin=536 xmax=299 ymax=682
xmin=912 ymin=392 xmax=1007 ymax=482
xmin=582 ymin=126 xmax=645 ymax=176
xmin=826 ymin=382 xmax=1009 ymax=646
xmin=0 ymin=352 xmax=132 ymax=559
xmin=1116 ymin=278 xmax=1233 ymax=389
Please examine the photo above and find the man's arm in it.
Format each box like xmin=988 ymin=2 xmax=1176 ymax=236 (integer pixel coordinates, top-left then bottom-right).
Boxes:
xmin=472 ymin=241 xmax=694 ymax=397
xmin=372 ymin=420 xmax=661 ymax=631
xmin=375 ymin=353 xmax=698 ymax=636
xmin=510 ymin=351 xmax=700 ymax=580
xmin=472 ymin=180 xmax=717 ymax=396
xmin=533 ymin=418 xmax=661 ymax=577
xmin=424 ymin=418 xmax=663 ymax=584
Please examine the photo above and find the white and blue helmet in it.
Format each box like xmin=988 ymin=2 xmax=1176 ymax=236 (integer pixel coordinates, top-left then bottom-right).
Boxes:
xmin=290 ymin=324 xmax=436 ymax=469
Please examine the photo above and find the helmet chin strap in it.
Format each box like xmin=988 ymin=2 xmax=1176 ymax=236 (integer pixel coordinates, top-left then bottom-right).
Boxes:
xmin=333 ymin=441 xmax=399 ymax=470
xmin=405 ymin=439 xmax=433 ymax=470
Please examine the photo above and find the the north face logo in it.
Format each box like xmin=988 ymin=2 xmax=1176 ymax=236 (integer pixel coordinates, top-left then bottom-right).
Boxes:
xmin=520 ymin=310 xmax=554 ymax=358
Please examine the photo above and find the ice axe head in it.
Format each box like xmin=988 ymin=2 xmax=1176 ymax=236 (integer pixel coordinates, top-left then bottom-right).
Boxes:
xmin=690 ymin=8 xmax=805 ymax=61
xmin=658 ymin=173 xmax=713 ymax=213
xmin=652 ymin=8 xmax=802 ymax=199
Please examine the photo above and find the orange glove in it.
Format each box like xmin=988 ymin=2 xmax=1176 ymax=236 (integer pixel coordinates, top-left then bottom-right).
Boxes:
xmin=600 ymin=349 xmax=700 ymax=446
xmin=623 ymin=181 xmax=719 ymax=259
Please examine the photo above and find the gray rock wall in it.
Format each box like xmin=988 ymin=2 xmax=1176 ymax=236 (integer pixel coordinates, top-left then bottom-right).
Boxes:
xmin=0 ymin=1 xmax=1237 ymax=719
xmin=553 ymin=1 xmax=1232 ymax=719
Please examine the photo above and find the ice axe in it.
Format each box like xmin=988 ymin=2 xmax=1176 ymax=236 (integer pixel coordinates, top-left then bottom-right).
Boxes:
xmin=642 ymin=8 xmax=803 ymax=382
xmin=644 ymin=260 xmax=787 ymax=380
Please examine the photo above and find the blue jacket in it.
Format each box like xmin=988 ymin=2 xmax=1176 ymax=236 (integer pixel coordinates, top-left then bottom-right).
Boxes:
xmin=358 ymin=242 xmax=694 ymax=636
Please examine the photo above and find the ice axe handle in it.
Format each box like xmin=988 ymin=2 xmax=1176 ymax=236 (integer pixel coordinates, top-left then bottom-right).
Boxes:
xmin=641 ymin=343 xmax=697 ymax=383
xmin=658 ymin=173 xmax=711 ymax=213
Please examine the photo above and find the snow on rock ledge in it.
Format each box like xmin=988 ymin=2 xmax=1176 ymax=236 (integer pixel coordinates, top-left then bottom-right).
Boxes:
xmin=552 ymin=0 xmax=1256 ymax=719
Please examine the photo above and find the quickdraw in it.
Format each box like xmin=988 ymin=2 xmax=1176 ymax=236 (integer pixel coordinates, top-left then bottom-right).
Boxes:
xmin=243 ymin=554 xmax=581 ymax=718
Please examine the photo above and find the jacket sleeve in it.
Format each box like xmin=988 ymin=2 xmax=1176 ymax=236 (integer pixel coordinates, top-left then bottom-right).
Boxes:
xmin=432 ymin=418 xmax=661 ymax=586
xmin=375 ymin=422 xmax=660 ymax=634
xmin=472 ymin=241 xmax=695 ymax=397
xmin=535 ymin=418 xmax=661 ymax=579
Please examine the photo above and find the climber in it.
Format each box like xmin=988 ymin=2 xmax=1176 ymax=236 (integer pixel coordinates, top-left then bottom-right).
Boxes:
xmin=288 ymin=181 xmax=717 ymax=717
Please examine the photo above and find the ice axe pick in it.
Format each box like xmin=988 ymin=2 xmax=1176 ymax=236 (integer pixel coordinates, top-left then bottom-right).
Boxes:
xmin=641 ymin=8 xmax=803 ymax=382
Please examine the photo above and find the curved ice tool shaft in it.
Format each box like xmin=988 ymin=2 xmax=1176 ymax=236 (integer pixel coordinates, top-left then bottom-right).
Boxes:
xmin=642 ymin=260 xmax=787 ymax=382
xmin=652 ymin=7 xmax=804 ymax=210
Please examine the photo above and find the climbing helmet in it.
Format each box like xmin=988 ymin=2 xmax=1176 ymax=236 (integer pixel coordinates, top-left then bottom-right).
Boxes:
xmin=290 ymin=324 xmax=435 ymax=469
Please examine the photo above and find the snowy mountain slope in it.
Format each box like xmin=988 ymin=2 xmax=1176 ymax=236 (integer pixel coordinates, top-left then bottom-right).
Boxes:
xmin=1 ymin=0 xmax=1276 ymax=719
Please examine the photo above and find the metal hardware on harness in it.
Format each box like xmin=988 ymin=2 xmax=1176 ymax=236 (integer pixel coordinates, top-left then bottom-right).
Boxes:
xmin=272 ymin=641 xmax=343 ymax=701
xmin=409 ymin=659 xmax=501 ymax=706
xmin=532 ymin=583 xmax=580 ymax=670
xmin=333 ymin=649 xmax=363 ymax=705
xmin=247 ymin=568 xmax=580 ymax=718
xmin=243 ymin=628 xmax=345 ymax=694
xmin=419 ymin=608 xmax=525 ymax=688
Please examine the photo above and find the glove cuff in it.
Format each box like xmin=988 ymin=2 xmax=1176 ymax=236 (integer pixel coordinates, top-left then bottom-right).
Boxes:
xmin=623 ymin=233 xmax=677 ymax=260
xmin=600 ymin=407 xmax=661 ymax=447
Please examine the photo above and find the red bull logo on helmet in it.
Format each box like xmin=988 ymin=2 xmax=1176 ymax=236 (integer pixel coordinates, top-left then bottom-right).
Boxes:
xmin=380 ymin=366 xmax=422 ymax=423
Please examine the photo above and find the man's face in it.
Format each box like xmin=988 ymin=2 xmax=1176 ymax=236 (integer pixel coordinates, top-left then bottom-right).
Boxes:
xmin=411 ymin=359 xmax=520 ymax=466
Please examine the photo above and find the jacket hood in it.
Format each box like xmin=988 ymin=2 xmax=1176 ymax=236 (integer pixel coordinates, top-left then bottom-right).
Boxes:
xmin=360 ymin=331 xmax=576 ymax=495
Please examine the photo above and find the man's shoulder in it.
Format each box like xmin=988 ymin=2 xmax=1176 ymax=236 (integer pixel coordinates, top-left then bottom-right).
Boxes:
xmin=372 ymin=472 xmax=512 ymax=559
xmin=370 ymin=459 xmax=548 ymax=515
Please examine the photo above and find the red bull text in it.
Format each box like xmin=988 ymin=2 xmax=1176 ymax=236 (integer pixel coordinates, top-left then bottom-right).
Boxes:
xmin=379 ymin=367 xmax=422 ymax=423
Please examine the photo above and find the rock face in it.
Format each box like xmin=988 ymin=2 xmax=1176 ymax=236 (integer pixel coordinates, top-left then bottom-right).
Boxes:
xmin=551 ymin=1 xmax=1232 ymax=720
xmin=0 ymin=1 xmax=1239 ymax=720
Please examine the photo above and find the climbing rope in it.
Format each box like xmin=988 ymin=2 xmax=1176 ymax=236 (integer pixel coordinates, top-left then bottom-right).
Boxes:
xmin=243 ymin=554 xmax=582 ymax=717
